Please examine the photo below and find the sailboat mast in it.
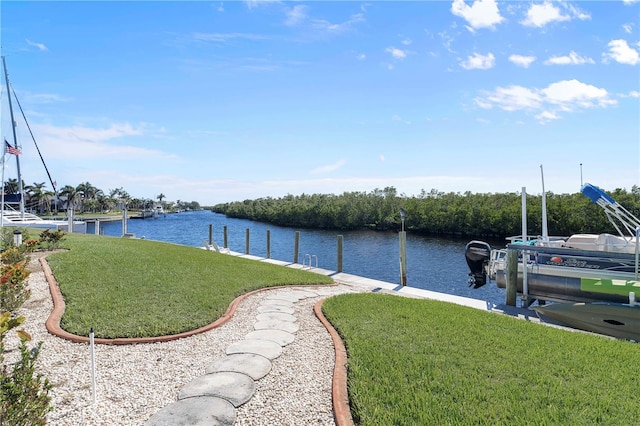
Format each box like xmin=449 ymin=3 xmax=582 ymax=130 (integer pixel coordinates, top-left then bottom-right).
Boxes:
xmin=540 ymin=164 xmax=548 ymax=241
xmin=2 ymin=56 xmax=25 ymax=217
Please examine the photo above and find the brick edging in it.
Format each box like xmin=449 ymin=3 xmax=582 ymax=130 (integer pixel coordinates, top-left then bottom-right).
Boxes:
xmin=40 ymin=256 xmax=335 ymax=345
xmin=314 ymin=299 xmax=355 ymax=426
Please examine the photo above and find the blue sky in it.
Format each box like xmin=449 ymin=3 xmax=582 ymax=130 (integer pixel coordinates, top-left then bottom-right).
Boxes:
xmin=1 ymin=1 xmax=639 ymax=206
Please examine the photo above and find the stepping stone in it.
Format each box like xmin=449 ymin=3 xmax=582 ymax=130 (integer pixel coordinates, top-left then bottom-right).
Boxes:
xmin=254 ymin=320 xmax=299 ymax=334
xmin=284 ymin=290 xmax=319 ymax=299
xmin=246 ymin=329 xmax=295 ymax=346
xmin=205 ymin=353 xmax=272 ymax=380
xmin=146 ymin=396 xmax=235 ymax=426
xmin=263 ymin=298 xmax=295 ymax=307
xmin=226 ymin=338 xmax=283 ymax=360
xmin=256 ymin=312 xmax=297 ymax=323
xmin=178 ymin=372 xmax=255 ymax=407
xmin=257 ymin=304 xmax=295 ymax=314
xmin=266 ymin=294 xmax=304 ymax=303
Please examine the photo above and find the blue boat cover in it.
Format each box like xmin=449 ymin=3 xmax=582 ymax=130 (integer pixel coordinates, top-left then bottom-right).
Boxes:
xmin=581 ymin=183 xmax=616 ymax=205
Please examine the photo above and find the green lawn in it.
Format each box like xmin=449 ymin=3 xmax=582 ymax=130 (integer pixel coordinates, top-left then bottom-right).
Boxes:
xmin=39 ymin=232 xmax=639 ymax=424
xmin=44 ymin=233 xmax=332 ymax=338
xmin=322 ymin=293 xmax=640 ymax=425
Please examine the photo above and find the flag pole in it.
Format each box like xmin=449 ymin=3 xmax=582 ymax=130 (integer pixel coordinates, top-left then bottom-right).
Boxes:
xmin=2 ymin=56 xmax=24 ymax=218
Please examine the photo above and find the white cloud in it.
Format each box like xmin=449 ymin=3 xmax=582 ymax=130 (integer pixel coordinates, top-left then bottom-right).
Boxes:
xmin=628 ymin=91 xmax=640 ymax=98
xmin=285 ymin=5 xmax=307 ymax=26
xmin=460 ymin=52 xmax=495 ymax=70
xmin=386 ymin=47 xmax=407 ymax=60
xmin=34 ymin=123 xmax=171 ymax=160
xmin=450 ymin=0 xmax=504 ymax=31
xmin=542 ymin=80 xmax=614 ymax=109
xmin=192 ymin=32 xmax=267 ymax=43
xmin=603 ymin=39 xmax=640 ymax=65
xmin=535 ymin=110 xmax=561 ymax=124
xmin=475 ymin=79 xmax=616 ymax=122
xmin=476 ymin=85 xmax=542 ymax=111
xmin=509 ymin=54 xmax=536 ymax=68
xmin=310 ymin=159 xmax=346 ymax=174
xmin=401 ymin=38 xmax=412 ymax=46
xmin=622 ymin=24 xmax=633 ymax=34
xmin=26 ymin=39 xmax=48 ymax=51
xmin=311 ymin=13 xmax=365 ymax=34
xmin=392 ymin=115 xmax=411 ymax=124
xmin=356 ymin=53 xmax=366 ymax=61
xmin=623 ymin=0 xmax=640 ymax=4
xmin=521 ymin=1 xmax=589 ymax=28
xmin=544 ymin=51 xmax=594 ymax=65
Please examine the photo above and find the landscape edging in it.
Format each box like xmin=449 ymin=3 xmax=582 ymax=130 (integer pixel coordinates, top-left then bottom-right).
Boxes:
xmin=314 ymin=298 xmax=355 ymax=426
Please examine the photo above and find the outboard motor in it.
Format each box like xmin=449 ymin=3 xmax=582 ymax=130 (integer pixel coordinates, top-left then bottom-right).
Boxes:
xmin=465 ymin=240 xmax=491 ymax=289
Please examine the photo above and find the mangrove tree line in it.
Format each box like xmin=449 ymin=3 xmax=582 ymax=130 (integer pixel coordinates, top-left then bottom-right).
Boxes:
xmin=211 ymin=186 xmax=640 ymax=239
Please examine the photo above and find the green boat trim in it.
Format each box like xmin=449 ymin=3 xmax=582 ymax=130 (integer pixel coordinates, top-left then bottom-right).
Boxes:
xmin=580 ymin=277 xmax=640 ymax=297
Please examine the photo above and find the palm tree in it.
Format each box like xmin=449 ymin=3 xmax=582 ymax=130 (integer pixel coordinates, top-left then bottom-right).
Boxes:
xmin=59 ymin=185 xmax=80 ymax=211
xmin=109 ymin=187 xmax=131 ymax=210
xmin=4 ymin=178 xmax=19 ymax=194
xmin=24 ymin=182 xmax=47 ymax=213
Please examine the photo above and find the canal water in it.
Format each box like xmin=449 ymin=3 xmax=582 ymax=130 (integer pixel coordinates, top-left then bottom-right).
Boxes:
xmin=94 ymin=210 xmax=506 ymax=305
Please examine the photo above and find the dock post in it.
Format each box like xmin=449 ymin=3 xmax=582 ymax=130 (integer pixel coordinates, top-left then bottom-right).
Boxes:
xmin=266 ymin=230 xmax=271 ymax=259
xmin=208 ymin=224 xmax=213 ymax=246
xmin=245 ymin=228 xmax=250 ymax=254
xmin=94 ymin=220 xmax=100 ymax=235
xmin=294 ymin=231 xmax=300 ymax=264
xmin=399 ymin=231 xmax=407 ymax=286
xmin=223 ymin=226 xmax=228 ymax=249
xmin=506 ymin=247 xmax=518 ymax=306
xmin=337 ymin=235 xmax=343 ymax=273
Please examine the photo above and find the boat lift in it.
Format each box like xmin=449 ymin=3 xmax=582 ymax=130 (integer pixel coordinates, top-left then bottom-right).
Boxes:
xmin=581 ymin=183 xmax=640 ymax=241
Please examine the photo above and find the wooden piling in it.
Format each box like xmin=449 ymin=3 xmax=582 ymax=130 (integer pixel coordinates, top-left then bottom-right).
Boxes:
xmin=208 ymin=224 xmax=213 ymax=246
xmin=245 ymin=228 xmax=250 ymax=254
xmin=223 ymin=226 xmax=228 ymax=249
xmin=399 ymin=231 xmax=407 ymax=286
xmin=266 ymin=230 xmax=271 ymax=259
xmin=294 ymin=231 xmax=300 ymax=264
xmin=337 ymin=235 xmax=343 ymax=273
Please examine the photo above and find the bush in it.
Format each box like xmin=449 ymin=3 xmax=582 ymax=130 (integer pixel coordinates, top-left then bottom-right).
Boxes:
xmin=0 ymin=318 xmax=52 ymax=426
xmin=0 ymin=262 xmax=31 ymax=313
xmin=38 ymin=229 xmax=65 ymax=250
xmin=0 ymin=228 xmax=31 ymax=252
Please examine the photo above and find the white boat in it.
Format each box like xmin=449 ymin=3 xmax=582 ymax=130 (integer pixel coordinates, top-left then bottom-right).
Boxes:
xmin=1 ymin=57 xmax=86 ymax=233
xmin=0 ymin=207 xmax=85 ymax=232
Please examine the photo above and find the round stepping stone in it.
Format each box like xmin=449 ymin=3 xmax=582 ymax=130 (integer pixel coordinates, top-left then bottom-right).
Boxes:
xmin=257 ymin=304 xmax=295 ymax=314
xmin=266 ymin=294 xmax=303 ymax=303
xmin=284 ymin=290 xmax=319 ymax=299
xmin=256 ymin=312 xmax=297 ymax=323
xmin=263 ymin=298 xmax=295 ymax=307
xmin=254 ymin=319 xmax=299 ymax=334
xmin=205 ymin=353 xmax=272 ymax=380
xmin=178 ymin=372 xmax=255 ymax=407
xmin=146 ymin=396 xmax=235 ymax=426
xmin=226 ymin=338 xmax=283 ymax=360
xmin=246 ymin=329 xmax=295 ymax=346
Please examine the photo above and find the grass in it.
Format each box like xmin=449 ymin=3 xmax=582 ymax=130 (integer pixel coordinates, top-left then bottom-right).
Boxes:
xmin=322 ymin=293 xmax=640 ymax=426
xmin=44 ymin=233 xmax=332 ymax=338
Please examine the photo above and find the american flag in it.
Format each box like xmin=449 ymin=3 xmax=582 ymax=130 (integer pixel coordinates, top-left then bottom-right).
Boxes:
xmin=4 ymin=140 xmax=21 ymax=156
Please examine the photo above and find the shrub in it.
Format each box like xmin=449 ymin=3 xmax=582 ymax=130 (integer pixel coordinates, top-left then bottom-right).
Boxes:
xmin=38 ymin=229 xmax=65 ymax=250
xmin=0 ymin=228 xmax=31 ymax=251
xmin=0 ymin=262 xmax=31 ymax=313
xmin=0 ymin=314 xmax=52 ymax=425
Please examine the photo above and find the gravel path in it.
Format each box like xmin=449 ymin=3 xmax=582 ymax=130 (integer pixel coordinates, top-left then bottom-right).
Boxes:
xmin=5 ymin=253 xmax=364 ymax=425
